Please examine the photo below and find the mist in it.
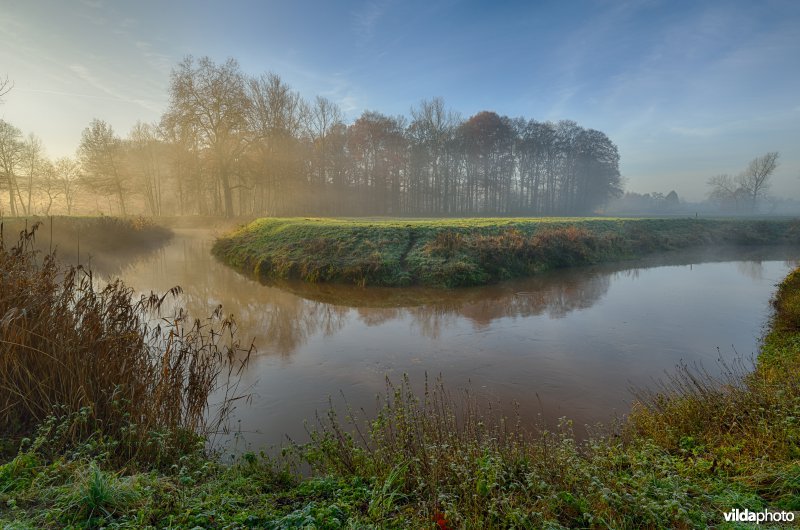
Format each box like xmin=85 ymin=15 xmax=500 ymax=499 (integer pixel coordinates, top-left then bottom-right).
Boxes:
xmin=3 ymin=3 xmax=800 ymax=528
xmin=0 ymin=56 xmax=796 ymax=218
xmin=2 ymin=0 xmax=800 ymax=206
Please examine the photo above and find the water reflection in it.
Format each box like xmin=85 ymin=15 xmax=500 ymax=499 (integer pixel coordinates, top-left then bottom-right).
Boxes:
xmin=106 ymin=231 xmax=799 ymax=359
xmin=97 ymin=230 xmax=799 ymax=448
xmin=106 ymin=231 xmax=616 ymax=354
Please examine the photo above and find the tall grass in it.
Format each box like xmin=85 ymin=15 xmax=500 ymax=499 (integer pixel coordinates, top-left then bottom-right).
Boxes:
xmin=0 ymin=224 xmax=252 ymax=466
xmin=292 ymin=265 xmax=800 ymax=526
xmin=298 ymin=374 xmax=721 ymax=528
xmin=629 ymin=267 xmax=800 ymax=463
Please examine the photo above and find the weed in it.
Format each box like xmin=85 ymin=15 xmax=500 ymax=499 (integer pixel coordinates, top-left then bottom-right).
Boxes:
xmin=55 ymin=462 xmax=140 ymax=526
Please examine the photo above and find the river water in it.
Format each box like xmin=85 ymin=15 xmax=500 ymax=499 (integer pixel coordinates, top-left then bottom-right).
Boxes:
xmin=101 ymin=228 xmax=798 ymax=450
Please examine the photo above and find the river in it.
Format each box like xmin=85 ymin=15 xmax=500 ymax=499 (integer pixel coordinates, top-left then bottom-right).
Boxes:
xmin=99 ymin=228 xmax=799 ymax=450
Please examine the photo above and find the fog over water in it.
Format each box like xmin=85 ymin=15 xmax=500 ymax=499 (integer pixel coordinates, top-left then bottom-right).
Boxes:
xmin=96 ymin=229 xmax=799 ymax=449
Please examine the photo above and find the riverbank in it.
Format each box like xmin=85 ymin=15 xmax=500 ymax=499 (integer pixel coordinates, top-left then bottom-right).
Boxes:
xmin=2 ymin=232 xmax=800 ymax=527
xmin=1 ymin=215 xmax=172 ymax=274
xmin=213 ymin=217 xmax=800 ymax=287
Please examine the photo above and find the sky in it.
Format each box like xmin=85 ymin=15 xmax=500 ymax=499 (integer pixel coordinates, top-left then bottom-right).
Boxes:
xmin=1 ymin=0 xmax=798 ymax=201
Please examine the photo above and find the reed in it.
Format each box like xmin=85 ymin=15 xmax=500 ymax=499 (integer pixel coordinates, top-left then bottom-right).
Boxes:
xmin=0 ymin=223 xmax=252 ymax=467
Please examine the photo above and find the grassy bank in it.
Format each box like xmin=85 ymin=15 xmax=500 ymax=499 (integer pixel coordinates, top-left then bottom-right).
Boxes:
xmin=3 ymin=229 xmax=800 ymax=528
xmin=0 ymin=216 xmax=172 ymax=274
xmin=213 ymin=217 xmax=800 ymax=287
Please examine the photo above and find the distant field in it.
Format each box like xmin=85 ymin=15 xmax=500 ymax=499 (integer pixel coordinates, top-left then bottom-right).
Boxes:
xmin=213 ymin=217 xmax=800 ymax=287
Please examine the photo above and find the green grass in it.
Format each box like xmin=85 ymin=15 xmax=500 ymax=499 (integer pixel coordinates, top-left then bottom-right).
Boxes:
xmin=213 ymin=216 xmax=800 ymax=287
xmin=3 ymin=221 xmax=800 ymax=528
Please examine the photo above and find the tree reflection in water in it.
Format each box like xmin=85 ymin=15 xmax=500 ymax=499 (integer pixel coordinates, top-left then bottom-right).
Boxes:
xmin=91 ymin=229 xmax=799 ymax=447
xmin=99 ymin=231 xmax=800 ymax=358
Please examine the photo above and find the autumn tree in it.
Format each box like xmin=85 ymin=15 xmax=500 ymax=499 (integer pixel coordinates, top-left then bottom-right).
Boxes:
xmin=457 ymin=111 xmax=514 ymax=214
xmin=348 ymin=111 xmax=407 ymax=215
xmin=570 ymin=127 xmax=622 ymax=213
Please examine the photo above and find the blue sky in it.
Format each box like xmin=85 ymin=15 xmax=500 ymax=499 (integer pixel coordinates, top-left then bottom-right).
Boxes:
xmin=1 ymin=0 xmax=798 ymax=200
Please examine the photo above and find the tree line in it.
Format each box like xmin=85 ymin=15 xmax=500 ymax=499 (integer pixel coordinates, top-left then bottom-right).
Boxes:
xmin=1 ymin=57 xmax=623 ymax=218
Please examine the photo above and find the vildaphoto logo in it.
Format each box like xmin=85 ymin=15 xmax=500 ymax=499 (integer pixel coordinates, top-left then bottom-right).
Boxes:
xmin=723 ymin=508 xmax=795 ymax=524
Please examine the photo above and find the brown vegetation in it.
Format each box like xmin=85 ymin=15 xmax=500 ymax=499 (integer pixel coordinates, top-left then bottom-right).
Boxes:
xmin=0 ymin=225 xmax=251 ymax=467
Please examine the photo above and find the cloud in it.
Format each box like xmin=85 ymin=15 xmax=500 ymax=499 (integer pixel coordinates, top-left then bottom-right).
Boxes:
xmin=69 ymin=64 xmax=117 ymax=96
xmin=77 ymin=10 xmax=107 ymax=27
xmin=546 ymin=85 xmax=581 ymax=121
xmin=337 ymin=95 xmax=361 ymax=115
xmin=68 ymin=63 xmax=162 ymax=113
xmin=669 ymin=125 xmax=721 ymax=138
xmin=353 ymin=0 xmax=388 ymax=42
xmin=134 ymin=40 xmax=173 ymax=72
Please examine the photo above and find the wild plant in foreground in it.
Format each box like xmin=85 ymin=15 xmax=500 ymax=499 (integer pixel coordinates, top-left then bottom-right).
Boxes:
xmin=0 ymin=223 xmax=252 ymax=466
xmin=297 ymin=374 xmax=723 ymax=528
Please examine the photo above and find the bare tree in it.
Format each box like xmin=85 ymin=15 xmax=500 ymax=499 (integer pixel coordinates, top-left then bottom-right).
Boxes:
xmin=0 ymin=119 xmax=25 ymax=215
xmin=737 ymin=151 xmax=779 ymax=211
xmin=248 ymin=73 xmax=303 ymax=136
xmin=1 ymin=60 xmax=632 ymax=217
xmin=128 ymin=122 xmax=165 ymax=216
xmin=21 ymin=133 xmax=44 ymax=215
xmin=36 ymin=159 xmax=61 ymax=214
xmin=305 ymin=96 xmax=343 ymax=188
xmin=160 ymin=112 xmax=203 ymax=215
xmin=708 ymin=152 xmax=780 ymax=213
xmin=408 ymin=98 xmax=458 ymax=214
xmin=79 ymin=119 xmax=129 ymax=215
xmin=246 ymin=72 xmax=304 ymax=214
xmin=54 ymin=157 xmax=80 ymax=215
xmin=0 ymin=75 xmax=12 ymax=103
xmin=707 ymin=174 xmax=740 ymax=211
xmin=166 ymin=56 xmax=249 ymax=218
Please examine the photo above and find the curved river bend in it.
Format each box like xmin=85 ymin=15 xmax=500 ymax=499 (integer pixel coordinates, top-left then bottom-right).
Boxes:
xmin=101 ymin=229 xmax=798 ymax=449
